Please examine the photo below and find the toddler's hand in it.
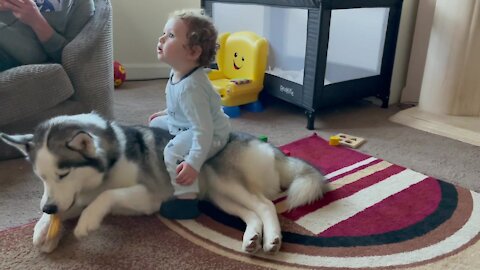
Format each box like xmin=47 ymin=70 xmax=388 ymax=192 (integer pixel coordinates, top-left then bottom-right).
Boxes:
xmin=176 ymin=162 xmax=198 ymax=186
xmin=148 ymin=109 xmax=167 ymax=122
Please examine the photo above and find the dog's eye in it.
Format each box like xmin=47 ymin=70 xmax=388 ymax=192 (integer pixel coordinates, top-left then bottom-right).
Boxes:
xmin=57 ymin=170 xmax=70 ymax=179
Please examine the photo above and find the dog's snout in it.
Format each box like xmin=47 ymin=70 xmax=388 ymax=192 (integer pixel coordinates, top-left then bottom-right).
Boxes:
xmin=42 ymin=204 xmax=58 ymax=214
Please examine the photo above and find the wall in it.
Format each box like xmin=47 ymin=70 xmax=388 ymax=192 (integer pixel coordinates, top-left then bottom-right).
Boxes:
xmin=111 ymin=0 xmax=200 ymax=80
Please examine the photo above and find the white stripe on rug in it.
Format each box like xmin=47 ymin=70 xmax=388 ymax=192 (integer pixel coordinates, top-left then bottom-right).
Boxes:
xmin=328 ymin=160 xmax=392 ymax=191
xmin=325 ymin=157 xmax=378 ymax=179
xmin=296 ymin=169 xmax=428 ymax=234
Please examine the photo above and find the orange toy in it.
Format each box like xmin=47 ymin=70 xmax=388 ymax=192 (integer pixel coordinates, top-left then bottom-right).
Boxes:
xmin=46 ymin=214 xmax=61 ymax=241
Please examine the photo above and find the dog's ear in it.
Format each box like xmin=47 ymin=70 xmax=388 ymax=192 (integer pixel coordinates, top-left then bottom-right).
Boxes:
xmin=67 ymin=131 xmax=97 ymax=157
xmin=0 ymin=133 xmax=34 ymax=157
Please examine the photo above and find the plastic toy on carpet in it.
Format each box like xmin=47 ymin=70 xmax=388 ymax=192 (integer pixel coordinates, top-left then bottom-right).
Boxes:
xmin=333 ymin=133 xmax=366 ymax=148
xmin=114 ymin=60 xmax=126 ymax=88
xmin=46 ymin=214 xmax=61 ymax=241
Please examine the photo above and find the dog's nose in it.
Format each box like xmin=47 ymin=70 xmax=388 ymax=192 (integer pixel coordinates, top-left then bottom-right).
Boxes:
xmin=42 ymin=204 xmax=58 ymax=214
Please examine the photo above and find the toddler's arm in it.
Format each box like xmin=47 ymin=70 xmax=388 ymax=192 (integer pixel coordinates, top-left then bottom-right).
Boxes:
xmin=148 ymin=109 xmax=167 ymax=122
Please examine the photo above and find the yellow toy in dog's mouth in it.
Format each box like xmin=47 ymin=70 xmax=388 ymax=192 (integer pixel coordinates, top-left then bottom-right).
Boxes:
xmin=46 ymin=214 xmax=61 ymax=241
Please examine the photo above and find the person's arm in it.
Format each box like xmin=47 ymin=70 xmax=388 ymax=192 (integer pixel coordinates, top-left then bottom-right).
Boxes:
xmin=42 ymin=0 xmax=95 ymax=62
xmin=0 ymin=0 xmax=94 ymax=62
xmin=0 ymin=0 xmax=54 ymax=42
xmin=148 ymin=109 xmax=168 ymax=122
xmin=179 ymin=87 xmax=214 ymax=173
xmin=0 ymin=0 xmax=9 ymax=11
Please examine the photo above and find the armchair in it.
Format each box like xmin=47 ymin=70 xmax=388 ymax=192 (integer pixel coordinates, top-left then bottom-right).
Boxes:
xmin=0 ymin=0 xmax=114 ymax=160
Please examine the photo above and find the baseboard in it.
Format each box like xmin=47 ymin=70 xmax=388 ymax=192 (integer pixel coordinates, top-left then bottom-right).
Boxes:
xmin=123 ymin=63 xmax=170 ymax=80
xmin=390 ymin=107 xmax=480 ymax=146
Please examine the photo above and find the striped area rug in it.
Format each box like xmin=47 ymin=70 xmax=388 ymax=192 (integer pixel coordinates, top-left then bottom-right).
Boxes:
xmin=161 ymin=133 xmax=480 ymax=269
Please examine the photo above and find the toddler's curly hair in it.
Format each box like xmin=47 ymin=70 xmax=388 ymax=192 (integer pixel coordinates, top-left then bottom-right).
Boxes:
xmin=170 ymin=9 xmax=218 ymax=67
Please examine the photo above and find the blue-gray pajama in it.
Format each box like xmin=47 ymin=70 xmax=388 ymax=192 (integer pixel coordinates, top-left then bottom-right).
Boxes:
xmin=150 ymin=67 xmax=231 ymax=196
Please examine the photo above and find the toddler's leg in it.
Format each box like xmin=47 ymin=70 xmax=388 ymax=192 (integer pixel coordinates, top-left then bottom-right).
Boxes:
xmin=206 ymin=136 xmax=230 ymax=159
xmin=160 ymin=130 xmax=200 ymax=219
xmin=163 ymin=130 xmax=199 ymax=196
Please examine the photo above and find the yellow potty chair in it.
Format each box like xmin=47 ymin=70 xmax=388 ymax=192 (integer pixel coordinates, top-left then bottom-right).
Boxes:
xmin=208 ymin=31 xmax=268 ymax=117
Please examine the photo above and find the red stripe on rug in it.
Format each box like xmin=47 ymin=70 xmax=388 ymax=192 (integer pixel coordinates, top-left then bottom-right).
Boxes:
xmin=282 ymin=165 xmax=406 ymax=220
xmin=279 ymin=133 xmax=371 ymax=174
xmin=319 ymin=177 xmax=442 ymax=237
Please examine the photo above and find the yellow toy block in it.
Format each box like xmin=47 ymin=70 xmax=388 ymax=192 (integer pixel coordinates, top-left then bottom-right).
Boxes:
xmin=329 ymin=135 xmax=341 ymax=146
xmin=335 ymin=133 xmax=366 ymax=148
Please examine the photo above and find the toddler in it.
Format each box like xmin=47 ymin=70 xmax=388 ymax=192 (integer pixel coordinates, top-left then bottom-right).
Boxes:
xmin=149 ymin=9 xmax=231 ymax=219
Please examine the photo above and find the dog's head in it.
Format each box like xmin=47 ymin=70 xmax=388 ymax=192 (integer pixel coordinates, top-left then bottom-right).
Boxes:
xmin=0 ymin=113 xmax=117 ymax=214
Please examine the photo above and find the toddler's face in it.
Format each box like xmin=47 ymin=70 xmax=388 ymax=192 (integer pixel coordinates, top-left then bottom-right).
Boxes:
xmin=157 ymin=18 xmax=192 ymax=68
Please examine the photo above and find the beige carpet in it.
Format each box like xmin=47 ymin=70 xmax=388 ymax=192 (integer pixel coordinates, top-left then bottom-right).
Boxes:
xmin=1 ymin=79 xmax=480 ymax=269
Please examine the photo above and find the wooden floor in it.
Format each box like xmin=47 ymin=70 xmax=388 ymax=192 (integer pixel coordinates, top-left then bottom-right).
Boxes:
xmin=390 ymin=107 xmax=480 ymax=147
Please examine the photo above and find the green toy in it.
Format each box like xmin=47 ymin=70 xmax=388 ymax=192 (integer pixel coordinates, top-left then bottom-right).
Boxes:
xmin=258 ymin=135 xmax=268 ymax=142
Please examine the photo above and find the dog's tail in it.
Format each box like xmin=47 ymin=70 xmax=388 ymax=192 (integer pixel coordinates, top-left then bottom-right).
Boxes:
xmin=277 ymin=154 xmax=327 ymax=210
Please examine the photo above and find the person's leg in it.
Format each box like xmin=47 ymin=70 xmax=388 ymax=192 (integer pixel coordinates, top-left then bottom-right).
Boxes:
xmin=205 ymin=136 xmax=230 ymax=159
xmin=164 ymin=130 xmax=199 ymax=196
xmin=160 ymin=130 xmax=200 ymax=219
xmin=0 ymin=48 xmax=20 ymax=72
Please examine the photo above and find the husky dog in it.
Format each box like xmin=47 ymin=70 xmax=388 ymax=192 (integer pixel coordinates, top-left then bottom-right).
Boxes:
xmin=0 ymin=113 xmax=326 ymax=253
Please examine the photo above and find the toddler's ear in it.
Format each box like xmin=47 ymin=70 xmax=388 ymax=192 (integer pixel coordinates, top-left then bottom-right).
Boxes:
xmin=189 ymin=45 xmax=202 ymax=61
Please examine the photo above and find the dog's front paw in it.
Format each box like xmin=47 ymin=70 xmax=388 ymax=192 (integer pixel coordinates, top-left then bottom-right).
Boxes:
xmin=242 ymin=232 xmax=262 ymax=253
xmin=74 ymin=207 xmax=103 ymax=238
xmin=263 ymin=236 xmax=281 ymax=254
xmin=263 ymin=226 xmax=282 ymax=253
xmin=241 ymin=219 xmax=263 ymax=253
xmin=33 ymin=214 xmax=62 ymax=253
xmin=263 ymin=221 xmax=282 ymax=253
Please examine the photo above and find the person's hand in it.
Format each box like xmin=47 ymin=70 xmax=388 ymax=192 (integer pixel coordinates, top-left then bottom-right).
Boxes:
xmin=176 ymin=162 xmax=198 ymax=186
xmin=1 ymin=0 xmax=53 ymax=42
xmin=0 ymin=0 xmax=8 ymax=11
xmin=1 ymin=0 xmax=42 ymax=27
xmin=148 ymin=109 xmax=167 ymax=122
